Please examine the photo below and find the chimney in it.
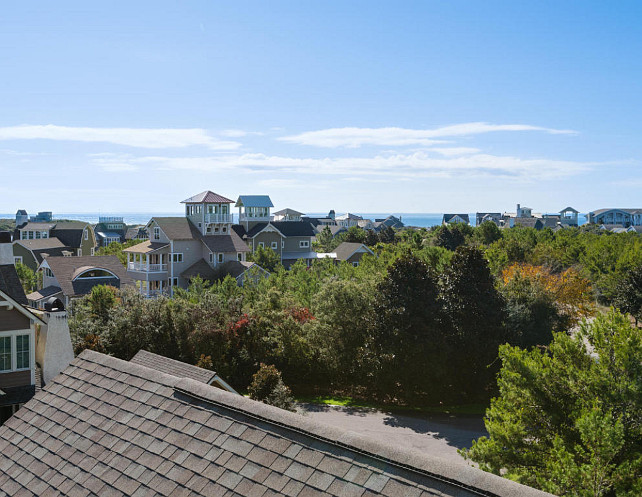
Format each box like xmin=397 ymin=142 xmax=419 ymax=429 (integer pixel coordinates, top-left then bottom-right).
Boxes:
xmin=0 ymin=231 xmax=13 ymax=265
xmin=35 ymin=299 xmax=74 ymax=385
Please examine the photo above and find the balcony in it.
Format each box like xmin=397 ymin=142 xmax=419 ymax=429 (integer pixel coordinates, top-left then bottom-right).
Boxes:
xmin=127 ymin=262 xmax=167 ymax=272
xmin=239 ymin=214 xmax=270 ymax=223
xmin=205 ymin=213 xmax=233 ymax=224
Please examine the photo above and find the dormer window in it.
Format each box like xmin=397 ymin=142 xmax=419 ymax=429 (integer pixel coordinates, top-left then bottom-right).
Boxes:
xmin=153 ymin=227 xmax=160 ymax=240
xmin=222 ymin=226 xmax=227 ymax=233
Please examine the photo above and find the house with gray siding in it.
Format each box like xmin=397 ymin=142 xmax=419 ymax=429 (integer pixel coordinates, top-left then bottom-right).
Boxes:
xmin=240 ymin=220 xmax=318 ymax=268
xmin=124 ymin=191 xmax=251 ymax=297
xmin=588 ymin=208 xmax=642 ymax=227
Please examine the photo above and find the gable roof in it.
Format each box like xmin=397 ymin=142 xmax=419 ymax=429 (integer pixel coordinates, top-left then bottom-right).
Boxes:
xmin=181 ymin=190 xmax=234 ymax=204
xmin=334 ymin=242 xmax=374 ymax=261
xmin=247 ymin=221 xmax=316 ymax=238
xmin=443 ymin=214 xmax=470 ymax=223
xmin=180 ymin=259 xmax=217 ymax=280
xmin=51 ymin=222 xmax=91 ymax=249
xmin=0 ymin=264 xmax=28 ymax=305
xmin=559 ymin=206 xmax=579 ymax=213
xmin=0 ymin=350 xmax=551 ymax=497
xmin=235 ymin=195 xmax=274 ymax=208
xmin=123 ymin=240 xmax=170 ymax=254
xmin=273 ymin=208 xmax=304 ymax=217
xmin=514 ymin=218 xmax=544 ymax=229
xmin=130 ymin=350 xmax=218 ymax=385
xmin=150 ymin=217 xmax=201 ymax=240
xmin=25 ymin=285 xmax=64 ymax=303
xmin=42 ymin=255 xmax=134 ymax=297
xmin=13 ymin=238 xmax=67 ymax=251
xmin=197 ymin=230 xmax=251 ymax=254
xmin=16 ymin=222 xmax=56 ymax=231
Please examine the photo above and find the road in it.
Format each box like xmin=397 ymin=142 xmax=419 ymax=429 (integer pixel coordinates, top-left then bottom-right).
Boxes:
xmin=298 ymin=403 xmax=487 ymax=465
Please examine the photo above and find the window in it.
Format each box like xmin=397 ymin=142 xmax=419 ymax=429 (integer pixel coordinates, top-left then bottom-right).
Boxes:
xmin=0 ymin=337 xmax=10 ymax=371
xmin=299 ymin=240 xmax=310 ymax=248
xmin=258 ymin=242 xmax=264 ymax=249
xmin=91 ymin=248 xmax=95 ymax=256
xmin=153 ymin=227 xmax=160 ymax=240
xmin=222 ymin=227 xmax=227 ymax=233
xmin=218 ymin=253 xmax=224 ymax=263
xmin=78 ymin=249 xmax=82 ymax=256
xmin=171 ymin=278 xmax=178 ymax=286
xmin=237 ymin=253 xmax=242 ymax=261
xmin=16 ymin=335 xmax=29 ymax=370
xmin=282 ymin=240 xmax=285 ymax=249
xmin=14 ymin=256 xmax=22 ymax=265
xmin=186 ymin=206 xmax=190 ymax=215
xmin=198 ymin=223 xmax=202 ymax=228
xmin=172 ymin=253 xmax=183 ymax=263
xmin=209 ymin=253 xmax=213 ymax=263
xmin=352 ymin=261 xmax=359 ymax=267
xmin=271 ymin=242 xmax=278 ymax=250
xmin=42 ymin=231 xmax=48 ymax=239
xmin=35 ymin=231 xmax=41 ymax=239
xmin=45 ymin=268 xmax=53 ymax=277
xmin=222 ymin=205 xmax=228 ymax=214
xmin=84 ymin=229 xmax=89 ymax=240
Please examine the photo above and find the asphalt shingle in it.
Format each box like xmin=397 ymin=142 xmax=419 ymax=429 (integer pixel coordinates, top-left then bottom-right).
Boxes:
xmin=0 ymin=351 xmax=553 ymax=497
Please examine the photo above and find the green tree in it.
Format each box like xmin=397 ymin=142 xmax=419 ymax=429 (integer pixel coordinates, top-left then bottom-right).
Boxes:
xmin=475 ymin=221 xmax=503 ymax=245
xmin=343 ymin=226 xmax=366 ymax=244
xmin=440 ymin=246 xmax=506 ymax=400
xmin=314 ymin=225 xmax=334 ymax=252
xmin=15 ymin=262 xmax=38 ymax=293
xmin=462 ymin=311 xmax=642 ymax=496
xmin=614 ymin=265 xmax=642 ymax=326
xmin=248 ymin=363 xmax=296 ymax=412
xmin=248 ymin=245 xmax=280 ymax=272
xmin=370 ymin=253 xmax=445 ymax=400
xmin=95 ymin=240 xmax=141 ymax=266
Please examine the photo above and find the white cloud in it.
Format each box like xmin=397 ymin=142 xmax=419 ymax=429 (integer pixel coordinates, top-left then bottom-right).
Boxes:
xmin=0 ymin=125 xmax=241 ymax=150
xmin=220 ymin=129 xmax=263 ymax=138
xmin=280 ymin=122 xmax=577 ymax=148
xmin=92 ymin=150 xmax=593 ymax=182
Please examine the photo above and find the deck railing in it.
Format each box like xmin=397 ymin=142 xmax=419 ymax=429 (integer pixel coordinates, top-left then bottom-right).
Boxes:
xmin=127 ymin=262 xmax=168 ymax=272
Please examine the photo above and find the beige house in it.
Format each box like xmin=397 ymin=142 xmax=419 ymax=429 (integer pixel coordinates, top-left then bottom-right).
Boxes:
xmin=124 ymin=191 xmax=251 ymax=297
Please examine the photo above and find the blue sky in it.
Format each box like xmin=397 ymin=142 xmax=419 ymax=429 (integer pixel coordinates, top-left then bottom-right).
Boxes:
xmin=1 ymin=1 xmax=640 ymax=214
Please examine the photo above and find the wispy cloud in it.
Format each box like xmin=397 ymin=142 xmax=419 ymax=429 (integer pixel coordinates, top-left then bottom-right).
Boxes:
xmin=280 ymin=122 xmax=577 ymax=148
xmin=0 ymin=125 xmax=241 ymax=150
xmin=92 ymin=150 xmax=593 ymax=182
xmin=220 ymin=129 xmax=263 ymax=138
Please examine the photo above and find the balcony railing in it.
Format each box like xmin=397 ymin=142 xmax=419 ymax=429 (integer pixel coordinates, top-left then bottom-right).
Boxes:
xmin=239 ymin=214 xmax=270 ymax=221
xmin=127 ymin=262 xmax=168 ymax=272
xmin=205 ymin=213 xmax=233 ymax=224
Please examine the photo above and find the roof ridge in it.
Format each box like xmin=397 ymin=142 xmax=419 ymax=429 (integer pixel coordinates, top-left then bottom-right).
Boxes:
xmin=171 ymin=377 xmax=547 ymax=497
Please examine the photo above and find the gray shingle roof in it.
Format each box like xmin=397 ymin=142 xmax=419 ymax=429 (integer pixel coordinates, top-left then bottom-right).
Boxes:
xmin=442 ymin=214 xmax=470 ymax=224
xmin=25 ymin=285 xmax=64 ymax=302
xmin=0 ymin=264 xmax=28 ymax=305
xmin=130 ymin=350 xmax=218 ymax=384
xmin=333 ymin=243 xmax=373 ymax=261
xmin=43 ymin=255 xmax=134 ymax=298
xmin=14 ymin=238 xmax=67 ymax=251
xmin=247 ymin=222 xmax=316 ymax=238
xmin=0 ymin=351 xmax=552 ymax=497
xmin=198 ymin=231 xmax=251 ymax=253
xmin=151 ymin=217 xmax=202 ymax=240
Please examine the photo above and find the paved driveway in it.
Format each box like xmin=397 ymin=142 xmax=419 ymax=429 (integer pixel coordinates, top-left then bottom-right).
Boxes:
xmin=298 ymin=404 xmax=487 ymax=465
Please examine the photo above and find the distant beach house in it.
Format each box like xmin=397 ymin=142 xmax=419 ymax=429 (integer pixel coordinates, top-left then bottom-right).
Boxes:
xmin=588 ymin=208 xmax=642 ymax=227
xmin=12 ymin=220 xmax=97 ymax=270
xmin=476 ymin=212 xmax=502 ymax=226
xmin=273 ymin=208 xmax=304 ymax=222
xmin=94 ymin=216 xmax=127 ymax=246
xmin=442 ymin=213 xmax=470 ymax=225
xmin=335 ymin=212 xmax=363 ymax=228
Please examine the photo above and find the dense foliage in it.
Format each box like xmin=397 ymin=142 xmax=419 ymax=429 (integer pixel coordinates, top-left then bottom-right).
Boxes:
xmin=70 ymin=225 xmax=642 ymax=406
xmin=462 ymin=311 xmax=642 ymax=496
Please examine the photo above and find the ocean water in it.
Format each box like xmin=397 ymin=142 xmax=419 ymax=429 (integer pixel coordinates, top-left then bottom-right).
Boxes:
xmin=0 ymin=212 xmax=589 ymax=228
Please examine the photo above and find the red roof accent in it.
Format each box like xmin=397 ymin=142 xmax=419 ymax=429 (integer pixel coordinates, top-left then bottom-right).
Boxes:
xmin=181 ymin=190 xmax=233 ymax=204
